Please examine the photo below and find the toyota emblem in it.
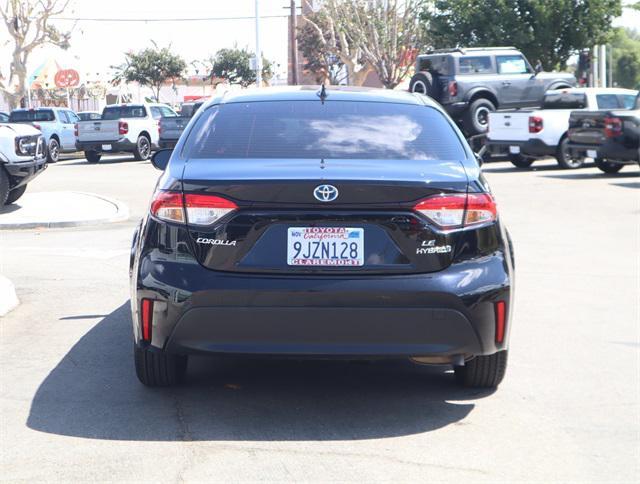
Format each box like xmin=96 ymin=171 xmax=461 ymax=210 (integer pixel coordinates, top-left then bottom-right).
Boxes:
xmin=313 ymin=184 xmax=339 ymax=202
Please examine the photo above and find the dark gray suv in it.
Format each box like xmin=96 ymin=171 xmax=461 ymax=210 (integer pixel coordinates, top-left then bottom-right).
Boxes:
xmin=409 ymin=47 xmax=575 ymax=136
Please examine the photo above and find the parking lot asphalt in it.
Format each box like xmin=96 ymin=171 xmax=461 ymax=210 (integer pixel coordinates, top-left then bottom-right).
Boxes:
xmin=1 ymin=156 xmax=638 ymax=483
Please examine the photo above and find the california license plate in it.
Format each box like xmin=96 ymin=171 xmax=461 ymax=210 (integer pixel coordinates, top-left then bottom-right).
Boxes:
xmin=102 ymin=144 xmax=112 ymax=151
xmin=587 ymin=149 xmax=597 ymax=158
xmin=287 ymin=227 xmax=364 ymax=266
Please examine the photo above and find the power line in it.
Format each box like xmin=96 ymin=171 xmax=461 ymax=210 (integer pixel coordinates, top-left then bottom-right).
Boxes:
xmin=48 ymin=14 xmax=289 ymax=22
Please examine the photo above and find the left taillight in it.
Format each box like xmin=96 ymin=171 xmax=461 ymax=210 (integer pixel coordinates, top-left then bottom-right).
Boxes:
xmin=448 ymin=80 xmax=458 ymax=97
xmin=150 ymin=191 xmax=238 ymax=225
xmin=413 ymin=193 xmax=497 ymax=229
xmin=604 ymin=116 xmax=622 ymax=138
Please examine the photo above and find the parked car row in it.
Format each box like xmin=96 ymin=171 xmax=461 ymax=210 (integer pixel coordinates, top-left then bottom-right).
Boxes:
xmin=3 ymin=102 xmax=181 ymax=163
xmin=485 ymin=88 xmax=639 ymax=172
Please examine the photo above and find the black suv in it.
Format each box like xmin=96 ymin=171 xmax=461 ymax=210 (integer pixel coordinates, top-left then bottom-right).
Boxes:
xmin=409 ymin=47 xmax=575 ymax=136
xmin=131 ymin=86 xmax=514 ymax=389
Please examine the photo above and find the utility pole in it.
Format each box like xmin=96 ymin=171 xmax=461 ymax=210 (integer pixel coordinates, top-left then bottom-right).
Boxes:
xmin=599 ymin=45 xmax=607 ymax=88
xmin=290 ymin=0 xmax=299 ymax=85
xmin=255 ymin=0 xmax=263 ymax=87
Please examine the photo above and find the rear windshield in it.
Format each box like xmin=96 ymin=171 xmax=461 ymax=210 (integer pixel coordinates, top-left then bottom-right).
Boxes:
xmin=542 ymin=92 xmax=587 ymax=109
xmin=185 ymin=101 xmax=466 ymax=160
xmin=9 ymin=109 xmax=55 ymax=122
xmin=78 ymin=112 xmax=101 ymax=121
xmin=102 ymin=105 xmax=146 ymax=120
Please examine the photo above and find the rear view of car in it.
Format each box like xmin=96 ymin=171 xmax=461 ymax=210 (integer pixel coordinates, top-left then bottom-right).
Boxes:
xmin=130 ymin=87 xmax=515 ymax=389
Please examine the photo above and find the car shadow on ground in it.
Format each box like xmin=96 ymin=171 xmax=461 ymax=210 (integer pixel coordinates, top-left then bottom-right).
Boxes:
xmin=26 ymin=302 xmax=491 ymax=442
xmin=55 ymin=157 xmax=148 ymax=166
xmin=541 ymin=171 xmax=640 ymax=181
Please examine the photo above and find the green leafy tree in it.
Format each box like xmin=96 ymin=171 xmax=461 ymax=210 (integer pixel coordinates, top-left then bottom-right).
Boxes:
xmin=0 ymin=0 xmax=72 ymax=109
xmin=112 ymin=42 xmax=187 ymax=102
xmin=610 ymin=28 xmax=640 ymax=89
xmin=206 ymin=47 xmax=272 ymax=87
xmin=423 ymin=0 xmax=622 ymax=70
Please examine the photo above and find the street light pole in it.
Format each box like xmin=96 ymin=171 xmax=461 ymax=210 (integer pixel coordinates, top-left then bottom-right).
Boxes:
xmin=255 ymin=0 xmax=262 ymax=87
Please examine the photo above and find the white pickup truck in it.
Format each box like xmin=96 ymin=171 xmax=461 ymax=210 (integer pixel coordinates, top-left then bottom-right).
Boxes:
xmin=485 ymin=88 xmax=638 ymax=168
xmin=75 ymin=103 xmax=177 ymax=162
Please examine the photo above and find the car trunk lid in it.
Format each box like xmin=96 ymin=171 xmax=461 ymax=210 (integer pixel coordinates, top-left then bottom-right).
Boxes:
xmin=180 ymin=158 xmax=470 ymax=275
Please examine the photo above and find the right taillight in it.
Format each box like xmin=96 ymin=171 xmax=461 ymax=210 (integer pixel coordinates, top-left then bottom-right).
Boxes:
xmin=413 ymin=193 xmax=497 ymax=229
xmin=528 ymin=115 xmax=543 ymax=133
xmin=118 ymin=121 xmax=129 ymax=135
xmin=604 ymin=116 xmax=622 ymax=138
xmin=150 ymin=191 xmax=238 ymax=225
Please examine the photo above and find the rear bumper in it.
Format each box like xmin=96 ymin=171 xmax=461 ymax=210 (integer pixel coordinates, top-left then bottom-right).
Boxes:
xmin=131 ymin=224 xmax=514 ymax=359
xmin=3 ymin=156 xmax=47 ymax=189
xmin=486 ymin=139 xmax=556 ymax=157
xmin=159 ymin=139 xmax=177 ymax=149
xmin=567 ymin=140 xmax=639 ymax=163
xmin=442 ymin=102 xmax=468 ymax=118
xmin=76 ymin=138 xmax=137 ymax=153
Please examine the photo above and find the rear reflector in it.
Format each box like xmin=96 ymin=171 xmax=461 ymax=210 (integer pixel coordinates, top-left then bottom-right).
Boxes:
xmin=141 ymin=298 xmax=153 ymax=341
xmin=150 ymin=191 xmax=238 ymax=225
xmin=495 ymin=301 xmax=506 ymax=343
xmin=413 ymin=193 xmax=497 ymax=229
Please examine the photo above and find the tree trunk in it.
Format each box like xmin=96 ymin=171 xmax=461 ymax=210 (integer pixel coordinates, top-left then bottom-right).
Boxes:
xmin=3 ymin=49 xmax=28 ymax=110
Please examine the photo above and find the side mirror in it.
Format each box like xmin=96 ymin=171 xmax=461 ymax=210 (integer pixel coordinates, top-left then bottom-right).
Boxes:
xmin=534 ymin=63 xmax=543 ymax=75
xmin=151 ymin=149 xmax=172 ymax=171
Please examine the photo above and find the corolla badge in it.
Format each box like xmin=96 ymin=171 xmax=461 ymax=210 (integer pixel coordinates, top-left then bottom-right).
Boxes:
xmin=313 ymin=184 xmax=339 ymax=202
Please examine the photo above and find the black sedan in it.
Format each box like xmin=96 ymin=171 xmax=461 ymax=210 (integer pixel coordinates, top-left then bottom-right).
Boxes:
xmin=130 ymin=86 xmax=515 ymax=388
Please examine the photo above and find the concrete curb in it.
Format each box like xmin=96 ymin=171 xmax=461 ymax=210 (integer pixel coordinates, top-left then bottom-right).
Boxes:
xmin=0 ymin=192 xmax=129 ymax=230
xmin=0 ymin=275 xmax=19 ymax=317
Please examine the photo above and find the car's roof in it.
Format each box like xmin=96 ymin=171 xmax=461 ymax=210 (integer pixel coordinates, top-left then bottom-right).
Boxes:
xmin=419 ymin=48 xmax=522 ymax=58
xmin=207 ymin=86 xmax=433 ymax=108
xmin=11 ymin=106 xmax=67 ymax=112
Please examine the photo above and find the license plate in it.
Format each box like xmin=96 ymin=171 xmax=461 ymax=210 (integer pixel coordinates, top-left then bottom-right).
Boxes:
xmin=101 ymin=144 xmax=112 ymax=151
xmin=509 ymin=145 xmax=521 ymax=154
xmin=287 ymin=227 xmax=364 ymax=266
xmin=587 ymin=150 xmax=597 ymax=158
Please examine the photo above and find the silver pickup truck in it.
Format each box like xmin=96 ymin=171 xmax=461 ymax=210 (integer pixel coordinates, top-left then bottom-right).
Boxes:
xmin=76 ymin=103 xmax=177 ymax=162
xmin=158 ymin=101 xmax=205 ymax=149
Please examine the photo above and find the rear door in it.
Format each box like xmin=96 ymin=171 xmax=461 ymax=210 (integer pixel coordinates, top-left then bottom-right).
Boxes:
xmin=59 ymin=110 xmax=78 ymax=150
xmin=179 ymin=100 xmax=472 ymax=275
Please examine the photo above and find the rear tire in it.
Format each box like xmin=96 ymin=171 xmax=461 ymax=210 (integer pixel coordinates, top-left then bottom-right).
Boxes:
xmin=556 ymin=136 xmax=583 ymax=169
xmin=463 ymin=98 xmax=496 ymax=136
xmin=509 ymin=154 xmax=534 ymax=168
xmin=454 ymin=350 xmax=508 ymax=388
xmin=133 ymin=135 xmax=151 ymax=161
xmin=6 ymin=185 xmax=26 ymax=204
xmin=594 ymin=158 xmax=623 ymax=174
xmin=0 ymin=167 xmax=10 ymax=206
xmin=409 ymin=71 xmax=437 ymax=98
xmin=85 ymin=150 xmax=101 ymax=163
xmin=134 ymin=344 xmax=187 ymax=387
xmin=46 ymin=138 xmax=60 ymax=163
